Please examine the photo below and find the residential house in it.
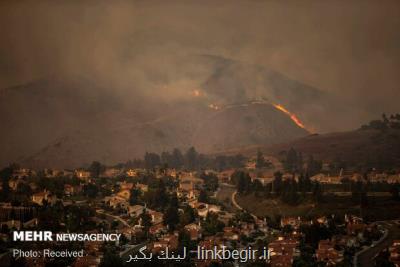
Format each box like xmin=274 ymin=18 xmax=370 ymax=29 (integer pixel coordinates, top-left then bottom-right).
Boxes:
xmin=12 ymin=168 xmax=34 ymax=179
xmin=75 ymin=170 xmax=91 ymax=181
xmin=32 ymin=190 xmax=56 ymax=206
xmin=333 ymin=235 xmax=359 ymax=248
xmin=73 ymin=255 xmax=101 ymax=267
xmin=179 ymin=180 xmax=195 ymax=192
xmin=256 ymin=218 xmax=269 ymax=233
xmin=311 ymin=174 xmax=342 ymax=184
xmin=390 ymin=240 xmax=400 ymax=267
xmin=106 ymin=196 xmax=128 ymax=209
xmin=152 ymin=233 xmax=179 ymax=253
xmin=222 ymin=227 xmax=239 ymax=241
xmin=149 ymin=224 xmax=167 ymax=236
xmin=217 ymin=211 xmax=235 ymax=226
xmin=281 ymin=217 xmax=302 ymax=230
xmin=316 ymin=216 xmax=329 ymax=226
xmin=316 ymin=239 xmax=343 ymax=265
xmin=217 ymin=169 xmax=235 ymax=183
xmin=119 ymin=181 xmax=134 ymax=191
xmin=268 ymin=237 xmax=300 ymax=267
xmin=102 ymin=168 xmax=122 ymax=178
xmin=8 ymin=178 xmax=23 ymax=191
xmin=126 ymin=169 xmax=140 ymax=178
xmin=239 ymin=222 xmax=256 ymax=237
xmin=185 ymin=222 xmax=202 ymax=241
xmin=148 ymin=209 xmax=163 ymax=225
xmin=135 ymin=183 xmax=148 ymax=192
xmin=0 ymin=220 xmax=21 ymax=230
xmin=64 ymin=184 xmax=83 ymax=196
xmin=127 ymin=205 xmax=145 ymax=217
xmin=117 ymin=189 xmax=131 ymax=201
xmin=388 ymin=175 xmax=400 ymax=184
xmin=196 ymin=203 xmax=221 ymax=218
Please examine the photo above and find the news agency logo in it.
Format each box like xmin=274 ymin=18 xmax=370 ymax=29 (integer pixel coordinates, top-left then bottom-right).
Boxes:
xmin=13 ymin=231 xmax=121 ymax=242
xmin=13 ymin=231 xmax=53 ymax=241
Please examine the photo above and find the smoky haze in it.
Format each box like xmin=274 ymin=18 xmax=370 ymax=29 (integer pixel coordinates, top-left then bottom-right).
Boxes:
xmin=1 ymin=0 xmax=399 ymax=131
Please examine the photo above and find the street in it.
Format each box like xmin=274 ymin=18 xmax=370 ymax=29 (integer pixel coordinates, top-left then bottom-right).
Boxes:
xmin=356 ymin=220 xmax=400 ymax=267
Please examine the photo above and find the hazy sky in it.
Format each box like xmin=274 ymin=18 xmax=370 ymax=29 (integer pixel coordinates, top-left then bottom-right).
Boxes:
xmin=1 ymin=0 xmax=399 ymax=117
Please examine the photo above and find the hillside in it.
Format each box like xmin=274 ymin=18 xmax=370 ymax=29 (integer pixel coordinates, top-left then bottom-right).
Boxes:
xmin=198 ymin=55 xmax=357 ymax=133
xmin=0 ymin=54 xmax=355 ymax=169
xmin=17 ymin=101 xmax=308 ymax=169
xmin=193 ymin=102 xmax=307 ymax=153
xmin=265 ymin=129 xmax=400 ymax=169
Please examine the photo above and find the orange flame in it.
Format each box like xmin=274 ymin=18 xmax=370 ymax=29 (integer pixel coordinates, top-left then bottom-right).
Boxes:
xmin=273 ymin=104 xmax=306 ymax=129
xmin=208 ymin=103 xmax=220 ymax=110
xmin=192 ymin=89 xmax=201 ymax=97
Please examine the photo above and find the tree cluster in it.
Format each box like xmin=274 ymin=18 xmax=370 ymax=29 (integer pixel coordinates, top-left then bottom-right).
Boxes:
xmin=255 ymin=150 xmax=272 ymax=169
xmin=283 ymin=148 xmax=322 ymax=176
xmin=361 ymin=113 xmax=400 ymax=130
xmin=234 ymin=170 xmax=322 ymax=205
xmin=199 ymin=172 xmax=219 ymax=192
xmin=123 ymin=147 xmax=245 ymax=171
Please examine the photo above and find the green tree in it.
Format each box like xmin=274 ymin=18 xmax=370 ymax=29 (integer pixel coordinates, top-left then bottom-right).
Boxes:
xmin=255 ymin=150 xmax=268 ymax=169
xmin=201 ymin=172 xmax=219 ymax=192
xmin=129 ymin=188 xmax=141 ymax=205
xmin=203 ymin=212 xmax=225 ymax=236
xmin=89 ymin=161 xmax=105 ymax=178
xmin=171 ymin=148 xmax=184 ymax=169
xmin=280 ymin=178 xmax=299 ymax=205
xmin=140 ymin=210 xmax=152 ymax=236
xmin=285 ymin=148 xmax=298 ymax=172
xmin=198 ymin=189 xmax=209 ymax=203
xmin=185 ymin=147 xmax=198 ymax=170
xmin=272 ymin=171 xmax=283 ymax=195
xmin=99 ymin=248 xmax=124 ymax=267
xmin=161 ymin=151 xmax=172 ymax=167
xmin=0 ymin=166 xmax=13 ymax=201
xmin=390 ymin=185 xmax=399 ymax=201
xmin=312 ymin=182 xmax=323 ymax=203
xmin=252 ymin=179 xmax=263 ymax=194
xmin=144 ymin=152 xmax=161 ymax=169
xmin=83 ymin=183 xmax=98 ymax=198
xmin=178 ymin=229 xmax=196 ymax=251
xmin=164 ymin=206 xmax=179 ymax=231
xmin=306 ymin=155 xmax=322 ymax=176
xmin=154 ymin=180 xmax=168 ymax=209
xmin=237 ymin=172 xmax=251 ymax=194
xmin=179 ymin=205 xmax=196 ymax=226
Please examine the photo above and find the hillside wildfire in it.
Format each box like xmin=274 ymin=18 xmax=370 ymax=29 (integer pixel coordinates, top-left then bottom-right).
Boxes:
xmin=273 ymin=104 xmax=307 ymax=130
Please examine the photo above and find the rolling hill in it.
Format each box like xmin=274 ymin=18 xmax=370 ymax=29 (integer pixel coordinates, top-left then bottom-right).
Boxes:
xmin=263 ymin=129 xmax=400 ymax=169
xmin=0 ymin=55 xmax=359 ymax=169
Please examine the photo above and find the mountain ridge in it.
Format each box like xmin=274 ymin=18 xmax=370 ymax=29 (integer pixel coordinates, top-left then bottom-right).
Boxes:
xmin=1 ymin=55 xmax=357 ymax=168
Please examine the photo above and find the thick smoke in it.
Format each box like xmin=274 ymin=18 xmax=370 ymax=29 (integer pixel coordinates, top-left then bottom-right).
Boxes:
xmin=1 ymin=0 xmax=399 ymax=131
